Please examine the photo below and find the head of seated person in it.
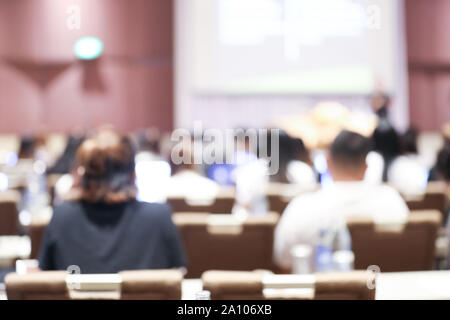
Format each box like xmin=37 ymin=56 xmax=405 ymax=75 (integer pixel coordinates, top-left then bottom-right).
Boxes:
xmin=18 ymin=136 xmax=36 ymax=159
xmin=400 ymin=128 xmax=419 ymax=155
xmin=327 ymin=130 xmax=372 ymax=182
xmin=372 ymin=120 xmax=401 ymax=161
xmin=72 ymin=127 xmax=137 ymax=204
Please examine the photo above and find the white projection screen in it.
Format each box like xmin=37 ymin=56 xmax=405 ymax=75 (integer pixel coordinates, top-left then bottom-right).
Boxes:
xmin=190 ymin=0 xmax=398 ymax=95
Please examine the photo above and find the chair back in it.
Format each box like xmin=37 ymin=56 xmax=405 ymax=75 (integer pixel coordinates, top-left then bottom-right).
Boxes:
xmin=5 ymin=271 xmax=69 ymax=300
xmin=119 ymin=270 xmax=182 ymax=300
xmin=405 ymin=182 xmax=448 ymax=220
xmin=202 ymin=270 xmax=375 ymax=300
xmin=174 ymin=213 xmax=279 ymax=278
xmin=6 ymin=269 xmax=183 ymax=300
xmin=0 ymin=190 xmax=21 ymax=235
xmin=167 ymin=196 xmax=235 ymax=214
xmin=347 ymin=210 xmax=441 ymax=271
xmin=27 ymin=222 xmax=48 ymax=259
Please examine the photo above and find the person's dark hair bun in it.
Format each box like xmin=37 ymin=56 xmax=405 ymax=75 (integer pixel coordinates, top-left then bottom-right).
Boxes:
xmin=74 ymin=128 xmax=137 ymax=203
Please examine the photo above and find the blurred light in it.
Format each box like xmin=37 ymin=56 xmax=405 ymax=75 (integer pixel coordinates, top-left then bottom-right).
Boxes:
xmin=5 ymin=152 xmax=18 ymax=167
xmin=208 ymin=164 xmax=234 ymax=185
xmin=33 ymin=160 xmax=46 ymax=175
xmin=320 ymin=171 xmax=334 ymax=188
xmin=74 ymin=37 xmax=104 ymax=60
xmin=313 ymin=152 xmax=328 ymax=174
xmin=0 ymin=173 xmax=8 ymax=191
xmin=19 ymin=210 xmax=31 ymax=226
xmin=234 ymin=150 xmax=258 ymax=166
xmin=135 ymin=160 xmax=171 ymax=203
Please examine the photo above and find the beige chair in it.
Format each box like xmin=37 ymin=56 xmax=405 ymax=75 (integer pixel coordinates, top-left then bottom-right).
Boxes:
xmin=202 ymin=270 xmax=375 ymax=300
xmin=5 ymin=271 xmax=69 ymax=300
xmin=0 ymin=190 xmax=21 ymax=235
xmin=405 ymin=182 xmax=449 ymax=220
xmin=265 ymin=183 xmax=319 ymax=215
xmin=174 ymin=213 xmax=279 ymax=278
xmin=167 ymin=193 xmax=235 ymax=214
xmin=119 ymin=270 xmax=182 ymax=300
xmin=347 ymin=211 xmax=442 ymax=272
xmin=26 ymin=222 xmax=48 ymax=259
xmin=266 ymin=192 xmax=291 ymax=215
xmin=6 ymin=269 xmax=183 ymax=300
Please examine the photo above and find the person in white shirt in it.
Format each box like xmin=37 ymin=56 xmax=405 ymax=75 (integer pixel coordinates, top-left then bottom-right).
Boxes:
xmin=274 ymin=130 xmax=409 ymax=271
xmin=388 ymin=129 xmax=429 ymax=197
xmin=167 ymin=139 xmax=220 ymax=201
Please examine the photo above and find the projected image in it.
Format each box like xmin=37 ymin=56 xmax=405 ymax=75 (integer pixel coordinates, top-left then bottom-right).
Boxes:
xmin=191 ymin=0 xmax=394 ymax=94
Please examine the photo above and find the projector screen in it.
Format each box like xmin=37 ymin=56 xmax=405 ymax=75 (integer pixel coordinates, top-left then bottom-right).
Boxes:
xmin=190 ymin=0 xmax=398 ymax=94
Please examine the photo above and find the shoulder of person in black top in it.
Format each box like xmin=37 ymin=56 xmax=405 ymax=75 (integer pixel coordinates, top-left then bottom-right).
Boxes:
xmin=39 ymin=199 xmax=187 ymax=272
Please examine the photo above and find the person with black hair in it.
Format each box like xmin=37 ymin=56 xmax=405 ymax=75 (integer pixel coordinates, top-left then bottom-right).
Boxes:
xmin=274 ymin=130 xmax=409 ymax=271
xmin=432 ymin=142 xmax=450 ymax=266
xmin=17 ymin=136 xmax=36 ymax=159
xmin=47 ymin=134 xmax=85 ymax=174
xmin=435 ymin=142 xmax=450 ymax=182
xmin=371 ymin=118 xmax=401 ymax=182
xmin=267 ymin=131 xmax=316 ymax=190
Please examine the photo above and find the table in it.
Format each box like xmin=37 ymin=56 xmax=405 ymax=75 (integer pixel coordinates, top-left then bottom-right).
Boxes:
xmin=375 ymin=271 xmax=450 ymax=300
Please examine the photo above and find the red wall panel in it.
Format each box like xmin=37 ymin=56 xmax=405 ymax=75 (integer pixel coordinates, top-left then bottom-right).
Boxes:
xmin=0 ymin=0 xmax=173 ymax=134
xmin=406 ymin=0 xmax=450 ymax=130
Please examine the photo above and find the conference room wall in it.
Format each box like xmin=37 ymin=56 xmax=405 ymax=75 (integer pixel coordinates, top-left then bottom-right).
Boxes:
xmin=406 ymin=0 xmax=450 ymax=131
xmin=0 ymin=0 xmax=173 ymax=134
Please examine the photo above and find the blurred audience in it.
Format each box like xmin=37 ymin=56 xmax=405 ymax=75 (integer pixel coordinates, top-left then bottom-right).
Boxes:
xmin=274 ymin=130 xmax=409 ymax=271
xmin=167 ymin=137 xmax=220 ymax=201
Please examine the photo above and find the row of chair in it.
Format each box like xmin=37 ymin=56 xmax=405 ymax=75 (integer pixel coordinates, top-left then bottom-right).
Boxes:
xmin=4 ymin=269 xmax=376 ymax=300
xmin=2 ymin=176 xmax=448 ymax=221
xmin=155 ymin=182 xmax=450 ymax=221
xmin=0 ymin=189 xmax=446 ymax=276
xmin=15 ymin=210 xmax=442 ymax=278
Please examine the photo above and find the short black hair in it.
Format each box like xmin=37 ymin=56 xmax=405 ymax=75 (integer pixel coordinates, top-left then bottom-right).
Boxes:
xmin=372 ymin=119 xmax=401 ymax=159
xmin=330 ymin=130 xmax=372 ymax=168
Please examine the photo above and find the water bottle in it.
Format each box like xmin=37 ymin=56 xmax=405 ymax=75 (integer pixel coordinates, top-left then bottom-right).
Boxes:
xmin=333 ymin=223 xmax=352 ymax=252
xmin=20 ymin=160 xmax=49 ymax=225
xmin=315 ymin=228 xmax=333 ymax=272
xmin=291 ymin=244 xmax=313 ymax=274
xmin=332 ymin=224 xmax=354 ymax=271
